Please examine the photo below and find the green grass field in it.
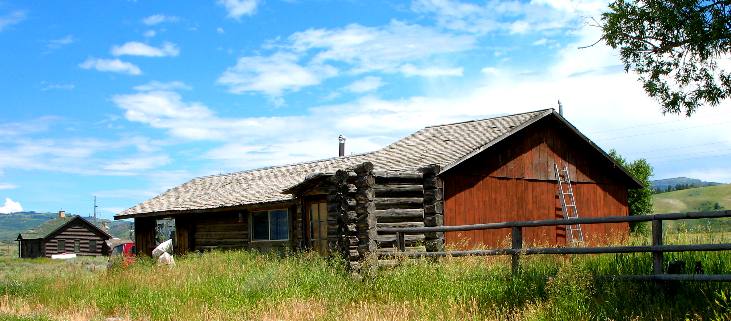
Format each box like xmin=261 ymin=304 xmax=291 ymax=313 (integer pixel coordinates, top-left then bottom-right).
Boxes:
xmin=652 ymin=184 xmax=731 ymax=234
xmin=653 ymin=184 xmax=731 ymax=214
xmin=1 ymin=238 xmax=730 ymax=321
xmin=0 ymin=243 xmax=17 ymax=259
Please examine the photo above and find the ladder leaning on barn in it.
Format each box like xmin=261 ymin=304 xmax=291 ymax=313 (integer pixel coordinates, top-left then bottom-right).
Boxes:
xmin=554 ymin=163 xmax=585 ymax=244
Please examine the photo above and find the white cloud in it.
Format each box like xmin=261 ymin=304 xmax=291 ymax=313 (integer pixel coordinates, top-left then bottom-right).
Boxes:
xmin=0 ymin=10 xmax=25 ymax=32
xmin=46 ymin=35 xmax=75 ymax=50
xmin=133 ymin=81 xmax=191 ymax=91
xmin=0 ymin=183 xmax=16 ymax=190
xmin=218 ymin=21 xmax=474 ymax=99
xmin=289 ymin=21 xmax=475 ymax=74
xmin=79 ymin=58 xmax=142 ymax=75
xmin=41 ymin=82 xmax=75 ymax=91
xmin=411 ymin=0 xmax=605 ymax=35
xmin=0 ymin=198 xmax=22 ymax=214
xmin=217 ymin=27 xmax=225 ymax=34
xmin=399 ymin=64 xmax=463 ymax=77
xmin=143 ymin=30 xmax=156 ymax=38
xmin=102 ymin=155 xmax=171 ymax=171
xmin=480 ymin=67 xmax=499 ymax=76
xmin=0 ymin=117 xmax=166 ymax=176
xmin=111 ymin=41 xmax=179 ymax=57
xmin=142 ymin=14 xmax=179 ymax=26
xmin=218 ymin=52 xmax=337 ymax=97
xmin=532 ymin=38 xmax=549 ymax=46
xmin=218 ymin=0 xmax=259 ymax=19
xmin=345 ymin=76 xmax=383 ymax=93
xmin=112 ymin=91 xmax=223 ymax=140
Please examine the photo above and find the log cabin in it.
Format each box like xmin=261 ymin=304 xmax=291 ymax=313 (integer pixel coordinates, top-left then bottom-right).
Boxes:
xmin=16 ymin=211 xmax=112 ymax=258
xmin=115 ymin=109 xmax=641 ymax=267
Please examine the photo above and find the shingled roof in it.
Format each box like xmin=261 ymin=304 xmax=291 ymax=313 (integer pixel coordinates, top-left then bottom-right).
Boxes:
xmin=116 ymin=109 xmax=550 ymax=219
xmin=17 ymin=215 xmax=112 ymax=240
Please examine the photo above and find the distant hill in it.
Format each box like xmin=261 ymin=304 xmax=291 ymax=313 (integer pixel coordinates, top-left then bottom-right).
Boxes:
xmin=651 ymin=177 xmax=721 ymax=192
xmin=652 ymin=184 xmax=731 ymax=232
xmin=0 ymin=212 xmax=132 ymax=242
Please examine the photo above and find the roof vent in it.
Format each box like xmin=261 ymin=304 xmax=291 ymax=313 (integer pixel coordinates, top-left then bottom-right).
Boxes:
xmin=338 ymin=135 xmax=346 ymax=157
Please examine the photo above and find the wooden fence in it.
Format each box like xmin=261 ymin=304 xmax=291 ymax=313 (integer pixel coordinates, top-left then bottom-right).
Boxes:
xmin=379 ymin=210 xmax=731 ymax=281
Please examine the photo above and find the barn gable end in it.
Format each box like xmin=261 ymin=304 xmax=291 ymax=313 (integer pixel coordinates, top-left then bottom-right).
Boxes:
xmin=440 ymin=114 xmax=634 ymax=247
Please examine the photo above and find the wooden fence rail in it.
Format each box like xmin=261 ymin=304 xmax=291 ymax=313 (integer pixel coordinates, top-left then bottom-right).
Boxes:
xmin=380 ymin=210 xmax=731 ymax=281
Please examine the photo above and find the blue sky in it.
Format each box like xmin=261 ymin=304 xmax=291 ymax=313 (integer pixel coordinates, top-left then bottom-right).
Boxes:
xmin=2 ymin=0 xmax=731 ymax=219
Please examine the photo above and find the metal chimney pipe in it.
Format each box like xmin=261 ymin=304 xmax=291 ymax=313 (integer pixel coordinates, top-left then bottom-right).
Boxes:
xmin=338 ymin=135 xmax=346 ymax=157
xmin=558 ymin=100 xmax=564 ymax=116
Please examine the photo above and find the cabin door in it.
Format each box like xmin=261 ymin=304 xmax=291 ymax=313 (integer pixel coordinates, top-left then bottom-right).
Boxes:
xmin=30 ymin=241 xmax=41 ymax=258
xmin=306 ymin=200 xmax=328 ymax=255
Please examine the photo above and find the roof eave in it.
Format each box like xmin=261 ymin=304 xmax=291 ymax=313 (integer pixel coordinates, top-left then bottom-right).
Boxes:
xmin=43 ymin=216 xmax=113 ymax=240
xmin=114 ymin=199 xmax=297 ymax=220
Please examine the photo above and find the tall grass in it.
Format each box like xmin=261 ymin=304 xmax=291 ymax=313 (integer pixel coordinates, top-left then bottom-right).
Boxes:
xmin=0 ymin=240 xmax=730 ymax=320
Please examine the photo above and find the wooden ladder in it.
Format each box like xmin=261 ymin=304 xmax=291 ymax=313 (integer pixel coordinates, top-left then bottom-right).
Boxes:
xmin=554 ymin=163 xmax=584 ymax=244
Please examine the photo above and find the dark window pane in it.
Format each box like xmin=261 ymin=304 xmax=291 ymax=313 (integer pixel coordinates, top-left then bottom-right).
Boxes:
xmin=252 ymin=212 xmax=269 ymax=240
xmin=74 ymin=240 xmax=80 ymax=253
xmin=58 ymin=240 xmax=65 ymax=252
xmin=89 ymin=240 xmax=97 ymax=252
xmin=270 ymin=210 xmax=288 ymax=240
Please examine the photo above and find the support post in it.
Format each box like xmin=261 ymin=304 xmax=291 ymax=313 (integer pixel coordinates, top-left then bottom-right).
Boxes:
xmin=397 ymin=232 xmax=406 ymax=252
xmin=511 ymin=226 xmax=523 ymax=275
xmin=652 ymin=219 xmax=664 ymax=275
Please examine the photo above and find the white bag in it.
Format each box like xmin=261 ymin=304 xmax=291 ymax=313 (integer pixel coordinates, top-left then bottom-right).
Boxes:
xmin=152 ymin=239 xmax=173 ymax=259
xmin=157 ymin=252 xmax=175 ymax=266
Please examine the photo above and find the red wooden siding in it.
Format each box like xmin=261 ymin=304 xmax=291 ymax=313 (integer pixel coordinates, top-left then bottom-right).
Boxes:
xmin=443 ymin=117 xmax=630 ymax=248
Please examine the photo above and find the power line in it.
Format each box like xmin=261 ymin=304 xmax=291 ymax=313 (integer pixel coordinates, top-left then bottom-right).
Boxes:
xmin=593 ymin=120 xmax=731 ymax=141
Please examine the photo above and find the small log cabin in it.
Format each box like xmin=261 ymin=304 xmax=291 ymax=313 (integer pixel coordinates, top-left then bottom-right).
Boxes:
xmin=16 ymin=211 xmax=112 ymax=258
xmin=116 ymin=109 xmax=641 ymax=267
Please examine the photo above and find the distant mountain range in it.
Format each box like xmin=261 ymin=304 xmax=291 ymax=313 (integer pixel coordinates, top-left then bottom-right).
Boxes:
xmin=0 ymin=211 xmax=132 ymax=242
xmin=650 ymin=177 xmax=722 ymax=192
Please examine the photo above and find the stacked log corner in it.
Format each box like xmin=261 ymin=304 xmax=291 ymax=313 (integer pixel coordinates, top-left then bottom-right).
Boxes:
xmin=422 ymin=165 xmax=445 ymax=252
xmin=329 ymin=170 xmax=356 ymax=269
xmin=353 ymin=162 xmax=377 ymax=262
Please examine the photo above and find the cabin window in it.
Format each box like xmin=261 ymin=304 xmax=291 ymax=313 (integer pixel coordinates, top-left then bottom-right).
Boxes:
xmin=251 ymin=209 xmax=289 ymax=241
xmin=57 ymin=240 xmax=65 ymax=252
xmin=74 ymin=240 xmax=80 ymax=253
xmin=89 ymin=240 xmax=97 ymax=252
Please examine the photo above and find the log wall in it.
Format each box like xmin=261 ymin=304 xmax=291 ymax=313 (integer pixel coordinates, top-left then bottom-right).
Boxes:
xmin=135 ymin=217 xmax=156 ymax=256
xmin=373 ymin=171 xmax=427 ymax=259
xmin=192 ymin=212 xmax=249 ymax=251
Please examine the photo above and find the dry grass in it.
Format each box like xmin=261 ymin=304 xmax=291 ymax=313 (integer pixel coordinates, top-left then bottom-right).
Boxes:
xmin=0 ymin=232 xmax=730 ymax=321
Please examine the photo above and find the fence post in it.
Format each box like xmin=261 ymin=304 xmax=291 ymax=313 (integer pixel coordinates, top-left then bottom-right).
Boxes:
xmin=511 ymin=226 xmax=523 ymax=275
xmin=397 ymin=232 xmax=406 ymax=252
xmin=652 ymin=219 xmax=664 ymax=275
